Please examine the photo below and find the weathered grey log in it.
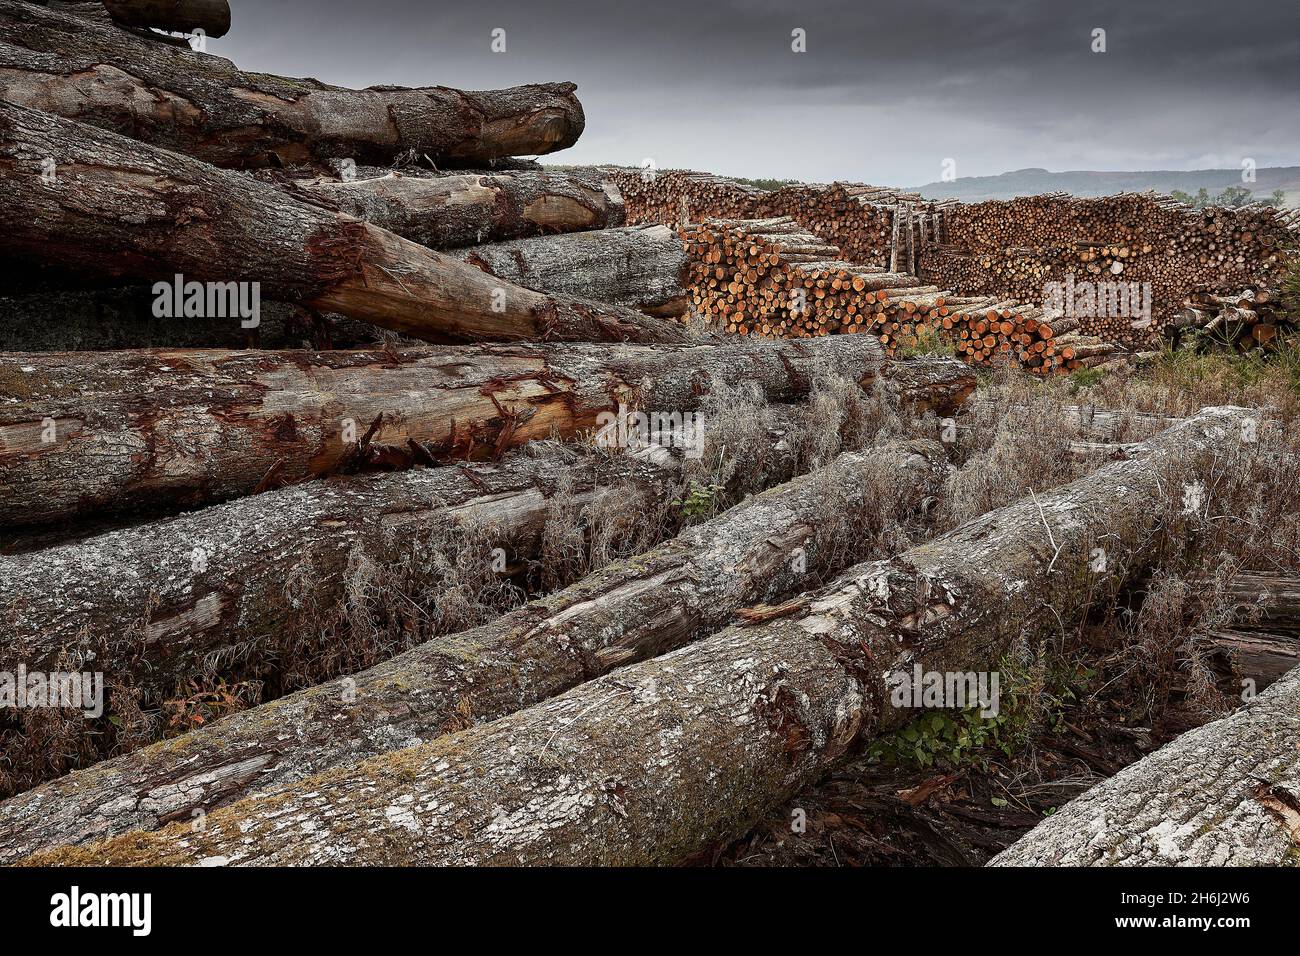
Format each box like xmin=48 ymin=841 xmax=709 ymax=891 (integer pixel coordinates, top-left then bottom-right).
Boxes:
xmin=101 ymin=0 xmax=229 ymax=36
xmin=21 ymin=407 xmax=1252 ymax=866
xmin=989 ymin=666 xmax=1300 ymax=867
xmin=0 ymin=1 xmax=582 ymax=167
xmin=0 ymin=102 xmax=686 ymax=345
xmin=0 ymin=441 xmax=683 ymax=692
xmin=453 ymin=225 xmax=689 ymax=314
xmin=0 ymin=336 xmax=959 ymax=529
xmin=1200 ymin=571 xmax=1300 ymax=690
xmin=300 ymin=171 xmax=626 ymax=249
xmin=0 ymin=440 xmax=945 ymax=859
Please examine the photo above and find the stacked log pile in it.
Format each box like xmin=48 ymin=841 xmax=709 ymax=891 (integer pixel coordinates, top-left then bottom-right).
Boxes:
xmin=924 ymin=194 xmax=1299 ymax=339
xmin=0 ymin=1 xmax=1285 ymax=872
xmin=680 ymin=217 xmax=1124 ymax=374
xmin=610 ymin=168 xmax=1298 ymax=346
xmin=608 ymin=168 xmax=953 ymax=268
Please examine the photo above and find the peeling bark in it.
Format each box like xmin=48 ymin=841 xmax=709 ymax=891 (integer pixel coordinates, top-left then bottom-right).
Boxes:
xmin=0 ymin=336 xmax=927 ymax=529
xmin=0 ymin=1 xmax=582 ymax=167
xmin=990 ymin=666 xmax=1300 ymax=867
xmin=300 ymin=171 xmax=625 ymax=249
xmin=0 ymin=102 xmax=686 ymax=345
xmin=18 ymin=407 xmax=1252 ymax=866
xmin=0 ymin=440 xmax=945 ymax=859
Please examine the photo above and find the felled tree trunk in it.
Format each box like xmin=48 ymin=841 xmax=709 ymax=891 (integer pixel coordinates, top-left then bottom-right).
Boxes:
xmin=0 ymin=102 xmax=686 ymax=345
xmin=454 ymin=225 xmax=689 ymax=313
xmin=0 ymin=336 xmax=943 ymax=529
xmin=21 ymin=407 xmax=1253 ymax=866
xmin=0 ymin=442 xmax=683 ymax=695
xmin=100 ymin=0 xmax=230 ymax=36
xmin=0 ymin=441 xmax=946 ymax=860
xmin=299 ymin=171 xmax=626 ymax=249
xmin=989 ymin=666 xmax=1300 ymax=867
xmin=0 ymin=1 xmax=582 ymax=167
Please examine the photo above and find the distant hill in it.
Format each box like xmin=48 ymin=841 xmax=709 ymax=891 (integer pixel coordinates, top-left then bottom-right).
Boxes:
xmin=903 ymin=167 xmax=1300 ymax=205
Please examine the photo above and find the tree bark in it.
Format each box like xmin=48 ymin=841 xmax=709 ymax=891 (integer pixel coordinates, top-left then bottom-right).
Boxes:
xmin=299 ymin=171 xmax=626 ymax=249
xmin=0 ymin=1 xmax=582 ymax=167
xmin=19 ymin=407 xmax=1253 ymax=866
xmin=989 ymin=666 xmax=1300 ymax=866
xmin=100 ymin=0 xmax=229 ymax=36
xmin=454 ymin=225 xmax=689 ymax=314
xmin=0 ymin=336 xmax=946 ymax=529
xmin=0 ymin=440 xmax=946 ymax=860
xmin=0 ymin=102 xmax=687 ymax=345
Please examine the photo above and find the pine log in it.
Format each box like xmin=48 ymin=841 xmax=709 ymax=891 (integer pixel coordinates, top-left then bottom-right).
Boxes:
xmin=100 ymin=0 xmax=229 ymax=36
xmin=0 ymin=102 xmax=686 ymax=345
xmin=299 ymin=171 xmax=625 ymax=249
xmin=0 ymin=440 xmax=947 ymax=860
xmin=0 ymin=1 xmax=582 ymax=167
xmin=989 ymin=666 xmax=1300 ymax=866
xmin=0 ymin=337 xmax=946 ymax=529
xmin=21 ymin=407 xmax=1253 ymax=866
xmin=454 ymin=225 xmax=689 ymax=314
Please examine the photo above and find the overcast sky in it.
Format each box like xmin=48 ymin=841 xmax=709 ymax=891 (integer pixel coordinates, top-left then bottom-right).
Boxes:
xmin=215 ymin=0 xmax=1300 ymax=185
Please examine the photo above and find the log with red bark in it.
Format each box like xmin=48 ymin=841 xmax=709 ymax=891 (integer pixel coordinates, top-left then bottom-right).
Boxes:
xmin=990 ymin=665 xmax=1300 ymax=866
xmin=298 ymin=171 xmax=626 ymax=250
xmin=0 ymin=102 xmax=687 ymax=345
xmin=0 ymin=337 xmax=976 ymax=530
xmin=100 ymin=0 xmax=229 ymax=36
xmin=18 ymin=407 xmax=1253 ymax=866
xmin=0 ymin=1 xmax=582 ymax=167
xmin=0 ymin=439 xmax=948 ymax=860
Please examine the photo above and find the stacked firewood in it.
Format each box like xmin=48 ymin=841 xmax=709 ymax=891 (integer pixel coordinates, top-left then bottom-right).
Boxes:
xmin=681 ymin=217 xmax=1123 ymax=374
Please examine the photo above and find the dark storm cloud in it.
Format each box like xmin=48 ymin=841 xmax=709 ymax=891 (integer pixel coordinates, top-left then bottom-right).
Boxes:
xmin=217 ymin=0 xmax=1300 ymax=183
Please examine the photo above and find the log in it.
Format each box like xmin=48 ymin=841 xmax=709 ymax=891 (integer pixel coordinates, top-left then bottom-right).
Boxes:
xmin=0 ymin=1 xmax=583 ymax=167
xmin=454 ymin=225 xmax=689 ymax=315
xmin=100 ymin=0 xmax=229 ymax=36
xmin=0 ymin=336 xmax=947 ymax=529
xmin=989 ymin=666 xmax=1300 ymax=866
xmin=0 ymin=102 xmax=687 ymax=345
xmin=22 ymin=407 xmax=1253 ymax=866
xmin=0 ymin=440 xmax=948 ymax=859
xmin=299 ymin=171 xmax=625 ymax=250
xmin=0 ymin=441 xmax=683 ymax=697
